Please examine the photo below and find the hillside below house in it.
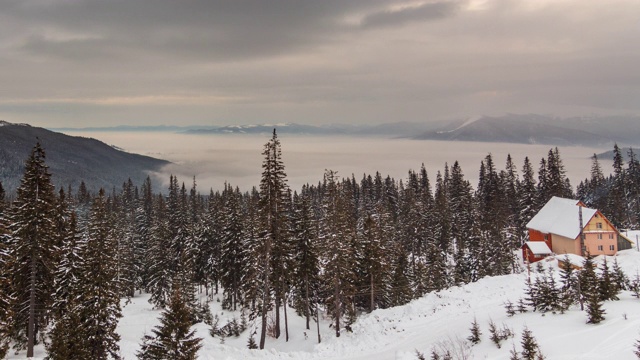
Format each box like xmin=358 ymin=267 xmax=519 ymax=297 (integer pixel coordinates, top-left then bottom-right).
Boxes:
xmin=526 ymin=196 xmax=633 ymax=260
xmin=0 ymin=121 xmax=169 ymax=194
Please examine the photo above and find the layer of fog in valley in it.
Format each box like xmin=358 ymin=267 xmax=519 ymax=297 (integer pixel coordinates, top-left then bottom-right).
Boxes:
xmin=64 ymin=131 xmax=612 ymax=193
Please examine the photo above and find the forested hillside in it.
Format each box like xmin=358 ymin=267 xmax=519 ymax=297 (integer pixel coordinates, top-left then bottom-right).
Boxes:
xmin=1 ymin=131 xmax=639 ymax=358
xmin=0 ymin=121 xmax=169 ymax=194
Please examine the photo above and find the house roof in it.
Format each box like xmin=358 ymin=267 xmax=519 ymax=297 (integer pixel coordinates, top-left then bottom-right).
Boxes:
xmin=524 ymin=241 xmax=553 ymax=255
xmin=526 ymin=196 xmax=597 ymax=239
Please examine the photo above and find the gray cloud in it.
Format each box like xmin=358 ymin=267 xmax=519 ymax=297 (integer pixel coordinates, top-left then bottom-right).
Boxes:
xmin=361 ymin=1 xmax=460 ymax=28
xmin=0 ymin=0 xmax=639 ymax=127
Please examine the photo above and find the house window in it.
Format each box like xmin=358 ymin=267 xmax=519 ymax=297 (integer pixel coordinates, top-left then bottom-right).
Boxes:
xmin=609 ymin=233 xmax=614 ymax=239
xmin=598 ymin=245 xmax=603 ymax=251
xmin=596 ymin=222 xmax=603 ymax=229
xmin=544 ymin=234 xmax=548 ymax=240
xmin=597 ymin=234 xmax=603 ymax=240
xmin=610 ymin=245 xmax=615 ymax=251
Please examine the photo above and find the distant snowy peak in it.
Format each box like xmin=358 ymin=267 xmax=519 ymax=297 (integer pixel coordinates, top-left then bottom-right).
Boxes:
xmin=413 ymin=114 xmax=640 ymax=146
xmin=184 ymin=123 xmax=341 ymax=135
xmin=437 ymin=116 xmax=482 ymax=134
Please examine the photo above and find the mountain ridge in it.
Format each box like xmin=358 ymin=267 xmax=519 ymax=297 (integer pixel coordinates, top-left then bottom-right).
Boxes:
xmin=53 ymin=114 xmax=640 ymax=145
xmin=0 ymin=121 xmax=169 ymax=194
xmin=413 ymin=114 xmax=640 ymax=146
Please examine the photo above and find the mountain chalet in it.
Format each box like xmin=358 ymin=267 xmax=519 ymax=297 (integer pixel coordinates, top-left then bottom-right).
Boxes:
xmin=523 ymin=196 xmax=634 ymax=263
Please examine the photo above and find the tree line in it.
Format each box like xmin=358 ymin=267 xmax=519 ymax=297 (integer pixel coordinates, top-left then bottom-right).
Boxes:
xmin=0 ymin=132 xmax=634 ymax=358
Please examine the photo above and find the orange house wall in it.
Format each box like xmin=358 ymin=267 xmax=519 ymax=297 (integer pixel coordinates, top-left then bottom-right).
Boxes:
xmin=583 ymin=212 xmax=618 ymax=255
xmin=528 ymin=229 xmax=552 ymax=249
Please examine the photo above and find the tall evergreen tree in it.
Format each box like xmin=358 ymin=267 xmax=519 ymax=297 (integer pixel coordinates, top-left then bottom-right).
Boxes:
xmin=584 ymin=154 xmax=607 ymax=210
xmin=255 ymin=129 xmax=291 ymax=348
xmin=7 ymin=142 xmax=58 ymax=356
xmin=78 ymin=189 xmax=122 ymax=359
xmin=598 ymin=257 xmax=620 ymax=301
xmin=626 ymin=148 xmax=640 ymax=228
xmin=518 ymin=157 xmax=537 ymax=243
xmin=0 ymin=192 xmax=11 ymax=358
xmin=449 ymin=161 xmax=476 ymax=284
xmin=47 ymin=210 xmax=88 ymax=360
xmin=147 ymin=195 xmax=172 ymax=308
xmin=136 ymin=176 xmax=155 ymax=291
xmin=220 ymin=184 xmax=246 ymax=310
xmin=608 ymin=144 xmax=627 ymax=227
xmin=546 ymin=148 xmax=573 ymax=199
xmin=430 ymin=170 xmax=450 ymax=289
xmin=477 ymin=154 xmax=513 ymax=277
xmin=319 ymin=170 xmax=357 ymax=337
xmin=291 ymin=187 xmax=320 ymax=329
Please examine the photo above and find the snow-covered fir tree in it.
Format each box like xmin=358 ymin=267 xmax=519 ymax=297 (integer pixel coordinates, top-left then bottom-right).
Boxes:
xmin=137 ymin=284 xmax=202 ymax=360
xmin=220 ymin=183 xmax=246 ymax=311
xmin=7 ymin=142 xmax=58 ymax=356
xmin=0 ymin=184 xmax=12 ymax=359
xmin=77 ymin=189 xmax=122 ymax=359
xmin=291 ymin=187 xmax=321 ymax=329
xmin=319 ymin=170 xmax=357 ymax=337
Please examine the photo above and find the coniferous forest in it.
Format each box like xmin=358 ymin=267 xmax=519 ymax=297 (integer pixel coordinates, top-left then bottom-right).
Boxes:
xmin=1 ymin=132 xmax=640 ymax=359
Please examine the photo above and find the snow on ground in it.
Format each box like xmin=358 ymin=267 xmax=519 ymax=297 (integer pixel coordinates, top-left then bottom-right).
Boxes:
xmin=8 ymin=249 xmax=640 ymax=359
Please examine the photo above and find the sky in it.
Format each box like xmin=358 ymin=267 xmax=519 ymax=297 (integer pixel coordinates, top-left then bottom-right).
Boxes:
xmin=1 ymin=0 xmax=639 ymax=128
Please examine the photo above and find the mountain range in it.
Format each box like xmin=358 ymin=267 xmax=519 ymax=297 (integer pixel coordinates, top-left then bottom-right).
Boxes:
xmin=412 ymin=114 xmax=640 ymax=146
xmin=0 ymin=121 xmax=169 ymax=195
xmin=55 ymin=114 xmax=640 ymax=146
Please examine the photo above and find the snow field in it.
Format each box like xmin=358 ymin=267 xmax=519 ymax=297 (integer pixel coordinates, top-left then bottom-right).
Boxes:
xmin=8 ymin=249 xmax=640 ymax=359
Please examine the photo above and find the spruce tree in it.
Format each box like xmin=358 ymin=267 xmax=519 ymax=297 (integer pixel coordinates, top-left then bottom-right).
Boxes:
xmin=137 ymin=284 xmax=202 ymax=360
xmin=611 ymin=257 xmax=629 ymax=291
xmin=598 ymin=257 xmax=619 ymax=301
xmin=578 ymin=255 xmax=599 ymax=306
xmin=167 ymin=178 xmax=197 ymax=316
xmin=78 ymin=189 xmax=122 ymax=359
xmin=114 ymin=179 xmax=140 ymax=299
xmin=477 ymin=154 xmax=513 ymax=277
xmin=429 ymin=170 xmax=450 ymax=289
xmin=7 ymin=142 xmax=58 ymax=355
xmin=47 ymin=207 xmax=87 ymax=360
xmin=626 ymin=148 xmax=640 ymax=227
xmin=220 ymin=184 xmax=245 ymax=311
xmin=468 ymin=318 xmax=481 ymax=344
xmin=0 ymin=208 xmax=11 ymax=358
xmin=520 ymin=327 xmax=541 ymax=360
xmin=254 ymin=129 xmax=291 ymax=347
xmin=585 ymin=292 xmax=606 ymax=324
xmin=558 ymin=255 xmax=576 ymax=310
xmin=356 ymin=199 xmax=392 ymax=311
xmin=319 ymin=170 xmax=357 ymax=338
xmin=136 ymin=176 xmax=155 ymax=291
xmin=585 ymin=154 xmax=607 ymax=210
xmin=147 ymin=195 xmax=172 ymax=308
xmin=448 ymin=161 xmax=476 ymax=285
xmin=518 ymin=156 xmax=538 ymax=224
xmin=608 ymin=144 xmax=627 ymax=227
xmin=291 ymin=187 xmax=320 ymax=329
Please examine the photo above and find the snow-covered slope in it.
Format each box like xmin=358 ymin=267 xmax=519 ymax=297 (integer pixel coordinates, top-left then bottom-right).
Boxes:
xmin=9 ymin=250 xmax=640 ymax=359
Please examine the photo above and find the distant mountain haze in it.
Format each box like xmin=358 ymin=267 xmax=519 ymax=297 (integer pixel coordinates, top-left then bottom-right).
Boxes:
xmin=0 ymin=121 xmax=169 ymax=194
xmin=54 ymin=114 xmax=640 ymax=146
xmin=412 ymin=114 xmax=640 ymax=146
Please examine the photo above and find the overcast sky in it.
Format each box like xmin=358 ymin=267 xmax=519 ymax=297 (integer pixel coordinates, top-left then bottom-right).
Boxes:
xmin=1 ymin=0 xmax=639 ymax=128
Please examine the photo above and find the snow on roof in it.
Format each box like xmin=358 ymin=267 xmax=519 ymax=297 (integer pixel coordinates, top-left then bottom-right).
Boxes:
xmin=526 ymin=196 xmax=597 ymax=239
xmin=524 ymin=241 xmax=553 ymax=255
